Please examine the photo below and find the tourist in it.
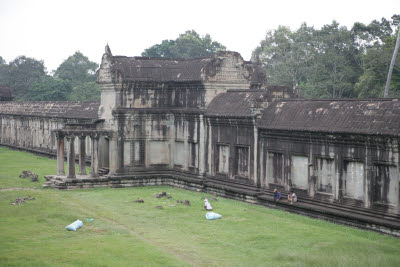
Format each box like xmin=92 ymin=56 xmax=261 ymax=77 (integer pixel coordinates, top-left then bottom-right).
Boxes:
xmin=288 ymin=191 xmax=297 ymax=204
xmin=204 ymin=198 xmax=212 ymax=210
xmin=273 ymin=188 xmax=282 ymax=201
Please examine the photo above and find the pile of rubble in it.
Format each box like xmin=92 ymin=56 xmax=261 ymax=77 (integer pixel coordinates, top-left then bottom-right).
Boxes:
xmin=176 ymin=200 xmax=191 ymax=206
xmin=132 ymin=197 xmax=144 ymax=203
xmin=19 ymin=170 xmax=38 ymax=182
xmin=10 ymin=196 xmax=36 ymax=205
xmin=153 ymin=192 xmax=172 ymax=199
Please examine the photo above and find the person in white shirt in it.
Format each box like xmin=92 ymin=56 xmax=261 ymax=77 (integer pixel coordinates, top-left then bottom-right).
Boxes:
xmin=288 ymin=191 xmax=297 ymax=204
xmin=204 ymin=198 xmax=212 ymax=210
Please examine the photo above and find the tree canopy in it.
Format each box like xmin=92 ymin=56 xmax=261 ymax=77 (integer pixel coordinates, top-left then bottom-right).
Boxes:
xmin=0 ymin=52 xmax=100 ymax=101
xmin=5 ymin=56 xmax=47 ymax=100
xmin=142 ymin=30 xmax=226 ymax=58
xmin=254 ymin=14 xmax=400 ymax=98
xmin=27 ymin=76 xmax=72 ymax=101
xmin=54 ymin=51 xmax=100 ymax=101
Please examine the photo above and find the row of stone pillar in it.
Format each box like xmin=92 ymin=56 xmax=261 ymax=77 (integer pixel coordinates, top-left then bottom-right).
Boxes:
xmin=56 ymin=134 xmax=100 ymax=179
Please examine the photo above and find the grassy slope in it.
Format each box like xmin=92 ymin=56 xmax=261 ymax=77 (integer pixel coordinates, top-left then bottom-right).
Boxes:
xmin=0 ymin=147 xmax=399 ymax=266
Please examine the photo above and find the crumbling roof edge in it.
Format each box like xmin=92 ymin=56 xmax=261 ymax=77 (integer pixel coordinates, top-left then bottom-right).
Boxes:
xmin=112 ymin=55 xmax=214 ymax=62
xmin=257 ymin=126 xmax=400 ymax=138
xmin=0 ymin=113 xmax=98 ymax=120
xmin=279 ymin=98 xmax=400 ymax=102
xmin=111 ymin=50 xmax=247 ymax=62
xmin=205 ymin=114 xmax=254 ymax=119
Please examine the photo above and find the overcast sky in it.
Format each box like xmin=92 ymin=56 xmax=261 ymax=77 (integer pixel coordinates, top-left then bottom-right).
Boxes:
xmin=1 ymin=0 xmax=399 ymax=72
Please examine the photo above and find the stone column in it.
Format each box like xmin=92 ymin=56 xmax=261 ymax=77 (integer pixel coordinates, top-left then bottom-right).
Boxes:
xmin=56 ymin=133 xmax=65 ymax=176
xmin=109 ymin=135 xmax=118 ymax=175
xmin=78 ymin=136 xmax=87 ymax=175
xmin=91 ymin=135 xmax=100 ymax=177
xmin=199 ymin=115 xmax=205 ymax=175
xmin=207 ymin=119 xmax=213 ymax=175
xmin=66 ymin=136 xmax=76 ymax=178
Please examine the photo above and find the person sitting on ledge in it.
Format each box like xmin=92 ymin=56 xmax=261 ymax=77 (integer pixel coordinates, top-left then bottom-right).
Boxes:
xmin=204 ymin=198 xmax=213 ymax=210
xmin=273 ymin=189 xmax=282 ymax=201
xmin=288 ymin=191 xmax=297 ymax=204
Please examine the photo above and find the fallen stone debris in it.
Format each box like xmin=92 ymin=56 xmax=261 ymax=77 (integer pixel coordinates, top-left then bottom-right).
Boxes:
xmin=155 ymin=206 xmax=163 ymax=209
xmin=153 ymin=192 xmax=172 ymax=199
xmin=19 ymin=170 xmax=38 ymax=182
xmin=176 ymin=200 xmax=191 ymax=206
xmin=132 ymin=197 xmax=144 ymax=203
xmin=10 ymin=196 xmax=36 ymax=205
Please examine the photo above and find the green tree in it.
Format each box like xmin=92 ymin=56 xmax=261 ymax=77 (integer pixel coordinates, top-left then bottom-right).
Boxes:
xmin=142 ymin=30 xmax=226 ymax=58
xmin=54 ymin=51 xmax=100 ymax=101
xmin=256 ymin=21 xmax=362 ymax=98
xmin=305 ymin=21 xmax=362 ymax=98
xmin=384 ymin=21 xmax=400 ymax=97
xmin=356 ymin=33 xmax=400 ymax=97
xmin=141 ymin=40 xmax=176 ymax=58
xmin=69 ymin=81 xmax=100 ymax=101
xmin=27 ymin=76 xmax=72 ymax=101
xmin=54 ymin=51 xmax=98 ymax=86
xmin=355 ymin=15 xmax=400 ymax=97
xmin=7 ymin=56 xmax=47 ymax=100
xmin=256 ymin=24 xmax=314 ymax=90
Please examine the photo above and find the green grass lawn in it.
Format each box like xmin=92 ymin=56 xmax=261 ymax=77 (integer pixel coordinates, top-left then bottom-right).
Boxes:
xmin=0 ymin=146 xmax=399 ymax=266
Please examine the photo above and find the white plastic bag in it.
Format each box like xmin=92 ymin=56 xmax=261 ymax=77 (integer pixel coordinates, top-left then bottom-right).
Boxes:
xmin=206 ymin=212 xmax=222 ymax=220
xmin=66 ymin=220 xmax=83 ymax=231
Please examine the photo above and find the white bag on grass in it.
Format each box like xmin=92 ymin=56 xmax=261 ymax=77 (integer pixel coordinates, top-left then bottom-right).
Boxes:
xmin=66 ymin=220 xmax=83 ymax=231
xmin=206 ymin=212 xmax=222 ymax=220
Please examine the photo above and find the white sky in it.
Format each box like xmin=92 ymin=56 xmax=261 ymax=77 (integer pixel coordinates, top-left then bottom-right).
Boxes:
xmin=1 ymin=0 xmax=399 ymax=72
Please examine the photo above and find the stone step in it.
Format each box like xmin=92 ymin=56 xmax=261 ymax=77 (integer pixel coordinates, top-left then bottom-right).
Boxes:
xmin=259 ymin=188 xmax=400 ymax=222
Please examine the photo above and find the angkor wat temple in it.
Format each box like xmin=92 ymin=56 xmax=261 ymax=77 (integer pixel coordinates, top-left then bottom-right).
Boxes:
xmin=1 ymin=45 xmax=399 ymax=236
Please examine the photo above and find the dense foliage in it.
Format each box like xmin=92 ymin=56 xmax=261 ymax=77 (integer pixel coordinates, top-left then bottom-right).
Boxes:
xmin=254 ymin=15 xmax=400 ymax=98
xmin=0 ymin=52 xmax=99 ymax=101
xmin=0 ymin=56 xmax=47 ymax=100
xmin=142 ymin=30 xmax=226 ymax=58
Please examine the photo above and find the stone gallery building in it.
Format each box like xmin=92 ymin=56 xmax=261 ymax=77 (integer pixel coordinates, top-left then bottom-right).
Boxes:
xmin=0 ymin=46 xmax=399 ymax=235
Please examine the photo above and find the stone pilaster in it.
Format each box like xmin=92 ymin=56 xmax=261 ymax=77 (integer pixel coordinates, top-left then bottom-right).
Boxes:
xmin=253 ymin=122 xmax=258 ymax=186
xmin=169 ymin=115 xmax=175 ymax=169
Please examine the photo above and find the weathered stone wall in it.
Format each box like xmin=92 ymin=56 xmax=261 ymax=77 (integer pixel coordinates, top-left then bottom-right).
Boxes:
xmin=206 ymin=117 xmax=256 ymax=184
xmin=0 ymin=101 xmax=99 ymax=157
xmin=259 ymin=130 xmax=400 ymax=213
xmin=122 ymin=81 xmax=206 ymax=109
xmin=203 ymin=52 xmax=255 ymax=106
xmin=112 ymin=108 xmax=203 ymax=176
xmin=0 ymin=114 xmax=93 ymax=157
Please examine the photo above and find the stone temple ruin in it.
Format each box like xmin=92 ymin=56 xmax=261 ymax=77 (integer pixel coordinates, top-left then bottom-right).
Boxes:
xmin=0 ymin=45 xmax=399 ymax=236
